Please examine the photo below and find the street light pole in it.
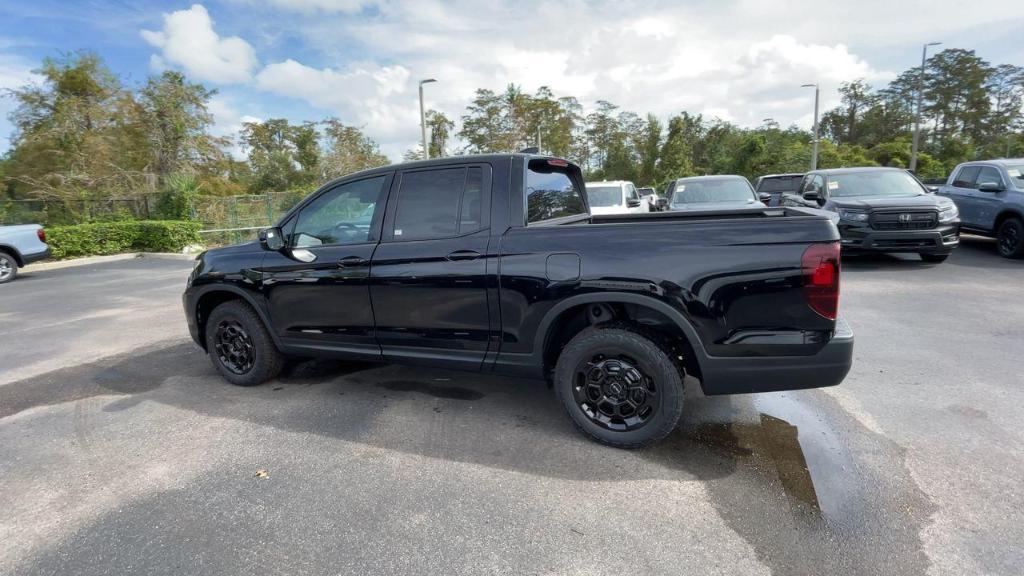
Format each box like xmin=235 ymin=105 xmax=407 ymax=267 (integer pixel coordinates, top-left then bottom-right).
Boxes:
xmin=802 ymin=84 xmax=820 ymax=170
xmin=910 ymin=42 xmax=941 ymax=173
xmin=418 ymin=78 xmax=437 ymax=159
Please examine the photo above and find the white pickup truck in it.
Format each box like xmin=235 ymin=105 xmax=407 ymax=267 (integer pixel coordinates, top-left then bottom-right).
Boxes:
xmin=0 ymin=224 xmax=51 ymax=284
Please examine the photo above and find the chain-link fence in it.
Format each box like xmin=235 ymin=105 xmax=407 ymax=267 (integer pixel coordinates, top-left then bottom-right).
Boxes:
xmin=193 ymin=191 xmax=307 ymax=246
xmin=0 ymin=196 xmax=162 ymax=227
xmin=1 ymin=191 xmax=309 ymax=247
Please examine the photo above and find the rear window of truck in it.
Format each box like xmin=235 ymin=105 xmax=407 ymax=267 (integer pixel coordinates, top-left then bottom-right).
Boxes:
xmin=526 ymin=162 xmax=586 ymax=223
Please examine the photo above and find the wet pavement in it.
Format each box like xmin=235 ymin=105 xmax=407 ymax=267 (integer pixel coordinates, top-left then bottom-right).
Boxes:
xmin=1 ymin=236 xmax=1022 ymax=575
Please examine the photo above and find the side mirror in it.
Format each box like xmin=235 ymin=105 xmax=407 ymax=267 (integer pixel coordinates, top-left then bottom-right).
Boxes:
xmin=656 ymin=198 xmax=668 ymax=209
xmin=758 ymin=192 xmax=772 ymax=204
xmin=802 ymin=190 xmax=822 ymax=204
xmin=977 ymin=181 xmax=1004 ymax=192
xmin=926 ymin=185 xmax=939 ymax=193
xmin=626 ymin=197 xmax=641 ymax=208
xmin=259 ymin=227 xmax=285 ymax=251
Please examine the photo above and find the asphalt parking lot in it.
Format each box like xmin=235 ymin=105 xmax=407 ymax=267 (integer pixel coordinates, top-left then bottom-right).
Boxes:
xmin=2 ymin=238 xmax=1022 ymax=576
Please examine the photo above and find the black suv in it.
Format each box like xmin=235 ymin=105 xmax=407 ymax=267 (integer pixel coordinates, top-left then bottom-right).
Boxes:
xmin=782 ymin=167 xmax=961 ymax=262
xmin=754 ymin=173 xmax=804 ymax=207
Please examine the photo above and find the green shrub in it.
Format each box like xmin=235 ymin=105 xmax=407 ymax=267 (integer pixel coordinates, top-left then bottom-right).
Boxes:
xmin=47 ymin=220 xmax=201 ymax=259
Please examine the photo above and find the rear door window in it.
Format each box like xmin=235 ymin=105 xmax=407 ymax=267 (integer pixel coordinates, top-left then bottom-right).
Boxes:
xmin=393 ymin=166 xmax=486 ymax=241
xmin=527 ymin=163 xmax=586 ymax=223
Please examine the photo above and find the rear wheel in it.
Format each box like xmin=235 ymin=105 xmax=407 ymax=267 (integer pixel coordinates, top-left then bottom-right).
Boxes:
xmin=919 ymin=253 xmax=949 ymax=263
xmin=554 ymin=325 xmax=685 ymax=448
xmin=996 ymin=218 xmax=1024 ymax=259
xmin=205 ymin=300 xmax=284 ymax=386
xmin=0 ymin=252 xmax=17 ymax=284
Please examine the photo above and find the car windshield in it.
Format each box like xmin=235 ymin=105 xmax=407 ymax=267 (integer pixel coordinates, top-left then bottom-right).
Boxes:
xmin=758 ymin=176 xmax=802 ymax=193
xmin=671 ymin=179 xmax=754 ymax=205
xmin=828 ymin=171 xmax=925 ymax=197
xmin=1005 ymin=165 xmax=1024 ymax=188
xmin=586 ymin=186 xmax=622 ymax=207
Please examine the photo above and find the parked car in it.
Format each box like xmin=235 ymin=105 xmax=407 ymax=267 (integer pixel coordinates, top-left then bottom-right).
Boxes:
xmin=184 ymin=153 xmax=853 ymax=448
xmin=584 ymin=180 xmax=651 ymax=215
xmin=937 ymin=158 xmax=1024 ymax=258
xmin=782 ymin=167 xmax=960 ymax=262
xmin=665 ymin=175 xmax=764 ymax=211
xmin=637 ymin=187 xmax=662 ymax=211
xmin=755 ymin=173 xmax=804 ymax=207
xmin=0 ymin=224 xmax=50 ymax=284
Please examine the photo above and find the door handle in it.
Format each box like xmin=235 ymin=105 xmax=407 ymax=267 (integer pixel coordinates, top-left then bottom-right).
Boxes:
xmin=338 ymin=256 xmax=369 ymax=267
xmin=446 ymin=250 xmax=482 ymax=261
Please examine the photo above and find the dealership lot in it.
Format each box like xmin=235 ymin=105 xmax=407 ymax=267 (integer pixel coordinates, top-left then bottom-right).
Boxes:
xmin=1 ymin=238 xmax=1022 ymax=576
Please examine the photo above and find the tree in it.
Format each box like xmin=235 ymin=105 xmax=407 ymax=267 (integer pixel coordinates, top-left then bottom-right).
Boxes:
xmin=319 ymin=119 xmax=389 ymax=180
xmin=425 ymin=110 xmax=454 ymax=158
xmin=138 ymin=71 xmax=223 ymax=185
xmin=5 ymin=52 xmax=144 ymax=202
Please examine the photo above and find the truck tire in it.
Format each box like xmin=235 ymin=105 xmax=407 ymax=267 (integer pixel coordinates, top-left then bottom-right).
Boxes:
xmin=205 ymin=300 xmax=284 ymax=386
xmin=553 ymin=325 xmax=685 ymax=448
xmin=0 ymin=251 xmax=17 ymax=284
xmin=996 ymin=217 xmax=1024 ymax=259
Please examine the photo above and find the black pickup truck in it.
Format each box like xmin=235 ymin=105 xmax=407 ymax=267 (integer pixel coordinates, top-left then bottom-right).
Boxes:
xmin=184 ymin=154 xmax=853 ymax=447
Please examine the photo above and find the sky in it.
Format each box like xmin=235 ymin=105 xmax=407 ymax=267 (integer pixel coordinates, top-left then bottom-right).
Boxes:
xmin=0 ymin=0 xmax=1022 ymax=160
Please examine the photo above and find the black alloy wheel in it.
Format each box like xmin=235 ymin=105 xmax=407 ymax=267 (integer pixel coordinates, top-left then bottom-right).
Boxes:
xmin=204 ymin=300 xmax=284 ymax=386
xmin=573 ymin=354 xmax=658 ymax=432
xmin=554 ymin=325 xmax=685 ymax=448
xmin=214 ymin=319 xmax=255 ymax=375
xmin=997 ymin=218 xmax=1024 ymax=259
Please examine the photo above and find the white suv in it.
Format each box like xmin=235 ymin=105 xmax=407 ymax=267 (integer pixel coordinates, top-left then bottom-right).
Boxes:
xmin=584 ymin=181 xmax=651 ymax=215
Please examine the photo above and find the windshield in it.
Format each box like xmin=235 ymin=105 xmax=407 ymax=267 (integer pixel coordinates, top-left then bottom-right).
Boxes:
xmin=828 ymin=171 xmax=925 ymax=198
xmin=757 ymin=176 xmax=802 ymax=193
xmin=671 ymin=179 xmax=754 ymax=205
xmin=1006 ymin=165 xmax=1024 ymax=188
xmin=586 ymin=186 xmax=623 ymax=207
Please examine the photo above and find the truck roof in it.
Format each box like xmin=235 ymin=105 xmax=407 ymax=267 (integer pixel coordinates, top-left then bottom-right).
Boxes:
xmin=317 ymin=152 xmax=566 ymax=188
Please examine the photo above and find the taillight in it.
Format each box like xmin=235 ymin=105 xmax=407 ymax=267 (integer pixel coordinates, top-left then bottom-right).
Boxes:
xmin=37 ymin=228 xmax=46 ymax=243
xmin=801 ymin=242 xmax=840 ymax=320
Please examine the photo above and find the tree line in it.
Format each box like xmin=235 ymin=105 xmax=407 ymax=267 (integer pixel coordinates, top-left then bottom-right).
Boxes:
xmin=2 ymin=47 xmax=1021 ymax=214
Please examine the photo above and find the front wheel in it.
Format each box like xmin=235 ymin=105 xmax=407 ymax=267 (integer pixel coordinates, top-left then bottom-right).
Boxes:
xmin=205 ymin=300 xmax=284 ymax=386
xmin=997 ymin=218 xmax=1024 ymax=259
xmin=0 ymin=252 xmax=18 ymax=284
xmin=554 ymin=325 xmax=685 ymax=448
xmin=919 ymin=253 xmax=949 ymax=263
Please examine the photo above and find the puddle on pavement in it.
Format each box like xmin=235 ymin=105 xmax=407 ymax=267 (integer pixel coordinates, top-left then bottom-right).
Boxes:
xmin=646 ymin=390 xmax=933 ymax=576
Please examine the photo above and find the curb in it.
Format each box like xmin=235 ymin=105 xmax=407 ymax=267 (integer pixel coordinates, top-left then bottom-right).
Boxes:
xmin=25 ymin=252 xmax=198 ymax=272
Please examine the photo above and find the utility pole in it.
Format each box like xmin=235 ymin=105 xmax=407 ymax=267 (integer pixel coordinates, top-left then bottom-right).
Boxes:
xmin=802 ymin=84 xmax=820 ymax=170
xmin=418 ymin=78 xmax=437 ymax=159
xmin=537 ymin=124 xmax=542 ymax=154
xmin=910 ymin=42 xmax=941 ymax=172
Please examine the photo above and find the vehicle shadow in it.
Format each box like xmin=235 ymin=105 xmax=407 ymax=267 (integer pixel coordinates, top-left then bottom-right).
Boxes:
xmin=1 ymin=341 xmax=933 ymax=576
xmin=4 ymin=341 xmax=812 ymax=486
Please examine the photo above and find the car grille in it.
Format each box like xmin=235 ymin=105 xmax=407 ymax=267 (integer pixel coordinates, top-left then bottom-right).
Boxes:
xmin=870 ymin=211 xmax=937 ymax=230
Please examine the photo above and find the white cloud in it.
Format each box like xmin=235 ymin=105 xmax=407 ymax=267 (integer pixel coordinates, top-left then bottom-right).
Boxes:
xmin=133 ymin=0 xmax=1020 ymax=160
xmin=255 ymin=59 xmax=414 ymax=138
xmin=141 ymin=4 xmax=257 ymax=84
